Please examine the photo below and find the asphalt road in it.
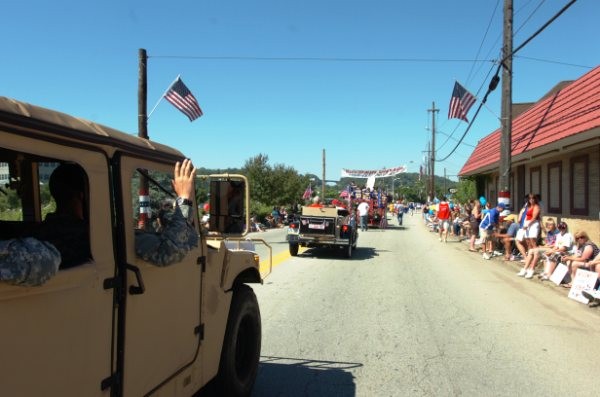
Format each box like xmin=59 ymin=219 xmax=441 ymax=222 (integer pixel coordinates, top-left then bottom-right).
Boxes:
xmin=250 ymin=213 xmax=600 ymax=397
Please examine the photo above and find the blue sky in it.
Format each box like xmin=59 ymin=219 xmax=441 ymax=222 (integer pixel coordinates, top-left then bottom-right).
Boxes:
xmin=2 ymin=0 xmax=597 ymax=181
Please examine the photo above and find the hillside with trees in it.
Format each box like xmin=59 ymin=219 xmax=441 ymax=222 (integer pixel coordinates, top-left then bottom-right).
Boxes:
xmin=195 ymin=153 xmax=474 ymax=221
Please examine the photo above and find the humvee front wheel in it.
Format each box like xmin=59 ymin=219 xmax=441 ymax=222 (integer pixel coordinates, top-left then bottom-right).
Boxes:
xmin=216 ymin=284 xmax=261 ymax=397
xmin=289 ymin=243 xmax=299 ymax=256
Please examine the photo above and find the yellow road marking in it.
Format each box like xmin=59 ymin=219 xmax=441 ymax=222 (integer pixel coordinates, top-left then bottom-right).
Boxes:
xmin=259 ymin=246 xmax=307 ymax=274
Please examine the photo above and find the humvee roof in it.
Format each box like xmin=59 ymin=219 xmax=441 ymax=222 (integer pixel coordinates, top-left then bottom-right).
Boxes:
xmin=0 ymin=96 xmax=184 ymax=161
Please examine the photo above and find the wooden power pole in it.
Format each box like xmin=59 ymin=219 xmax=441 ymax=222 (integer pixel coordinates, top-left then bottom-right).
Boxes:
xmin=137 ymin=48 xmax=150 ymax=229
xmin=138 ymin=48 xmax=148 ymax=139
xmin=322 ymin=149 xmax=326 ymax=201
xmin=499 ymin=0 xmax=513 ymax=202
xmin=428 ymin=102 xmax=439 ymax=200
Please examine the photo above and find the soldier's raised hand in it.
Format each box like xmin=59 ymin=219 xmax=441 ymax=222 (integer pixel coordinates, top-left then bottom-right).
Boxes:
xmin=172 ymin=159 xmax=196 ymax=200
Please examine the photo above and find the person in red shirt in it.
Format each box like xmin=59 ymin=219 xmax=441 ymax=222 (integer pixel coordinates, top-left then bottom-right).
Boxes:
xmin=309 ymin=196 xmax=323 ymax=208
xmin=437 ymin=196 xmax=451 ymax=243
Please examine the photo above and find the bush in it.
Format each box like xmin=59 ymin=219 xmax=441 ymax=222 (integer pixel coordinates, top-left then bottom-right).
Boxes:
xmin=249 ymin=201 xmax=275 ymax=223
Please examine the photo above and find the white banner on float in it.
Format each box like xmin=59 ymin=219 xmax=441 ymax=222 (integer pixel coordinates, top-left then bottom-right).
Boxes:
xmin=341 ymin=165 xmax=407 ymax=178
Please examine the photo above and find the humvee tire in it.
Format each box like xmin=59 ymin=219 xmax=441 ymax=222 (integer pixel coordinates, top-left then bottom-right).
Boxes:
xmin=289 ymin=243 xmax=299 ymax=256
xmin=216 ymin=284 xmax=261 ymax=397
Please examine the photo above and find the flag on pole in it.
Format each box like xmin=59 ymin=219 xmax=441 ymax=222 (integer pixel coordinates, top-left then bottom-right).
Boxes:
xmin=302 ymin=184 xmax=312 ymax=200
xmin=164 ymin=77 xmax=203 ymax=121
xmin=448 ymin=81 xmax=476 ymax=122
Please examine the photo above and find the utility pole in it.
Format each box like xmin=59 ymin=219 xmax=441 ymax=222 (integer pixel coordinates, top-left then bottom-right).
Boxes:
xmin=499 ymin=0 xmax=513 ymax=206
xmin=428 ymin=102 xmax=439 ymax=201
xmin=138 ymin=48 xmax=148 ymax=139
xmin=138 ymin=48 xmax=149 ymax=229
xmin=322 ymin=149 xmax=326 ymax=201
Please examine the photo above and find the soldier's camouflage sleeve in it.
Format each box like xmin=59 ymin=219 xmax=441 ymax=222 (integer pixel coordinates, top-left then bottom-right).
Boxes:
xmin=135 ymin=203 xmax=198 ymax=267
xmin=0 ymin=237 xmax=61 ymax=286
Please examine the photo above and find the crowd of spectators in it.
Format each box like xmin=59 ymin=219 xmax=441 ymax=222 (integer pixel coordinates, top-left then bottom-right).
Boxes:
xmin=421 ymin=193 xmax=600 ymax=305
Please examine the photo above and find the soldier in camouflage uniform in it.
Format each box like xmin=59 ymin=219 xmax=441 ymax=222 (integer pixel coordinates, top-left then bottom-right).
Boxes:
xmin=135 ymin=159 xmax=198 ymax=266
xmin=1 ymin=159 xmax=198 ymax=286
xmin=0 ymin=162 xmax=89 ymax=287
xmin=0 ymin=237 xmax=61 ymax=286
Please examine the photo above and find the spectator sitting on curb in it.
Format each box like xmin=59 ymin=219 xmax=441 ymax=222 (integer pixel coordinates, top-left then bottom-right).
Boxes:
xmin=540 ymin=221 xmax=573 ymax=281
xmin=581 ymin=253 xmax=600 ymax=302
xmin=492 ymin=213 xmax=519 ymax=260
xmin=517 ymin=218 xmax=559 ymax=279
xmin=561 ymin=231 xmax=599 ymax=288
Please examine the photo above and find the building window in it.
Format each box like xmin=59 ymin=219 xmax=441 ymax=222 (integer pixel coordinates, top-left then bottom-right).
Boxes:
xmin=529 ymin=166 xmax=541 ymax=196
xmin=547 ymin=162 xmax=562 ymax=214
xmin=570 ymin=155 xmax=589 ymax=216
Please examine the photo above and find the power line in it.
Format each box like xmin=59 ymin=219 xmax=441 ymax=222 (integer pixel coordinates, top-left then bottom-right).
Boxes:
xmin=513 ymin=0 xmax=547 ymax=37
xmin=466 ymin=0 xmax=501 ymax=86
xmin=436 ymin=0 xmax=579 ymax=163
xmin=436 ymin=129 xmax=476 ymax=148
xmin=509 ymin=0 xmax=578 ymax=60
xmin=149 ymin=55 xmax=495 ymax=64
xmin=514 ymin=55 xmax=593 ymax=69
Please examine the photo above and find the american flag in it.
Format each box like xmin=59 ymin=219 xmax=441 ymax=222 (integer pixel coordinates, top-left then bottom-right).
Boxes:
xmin=164 ymin=77 xmax=203 ymax=121
xmin=448 ymin=81 xmax=476 ymax=122
xmin=302 ymin=184 xmax=312 ymax=200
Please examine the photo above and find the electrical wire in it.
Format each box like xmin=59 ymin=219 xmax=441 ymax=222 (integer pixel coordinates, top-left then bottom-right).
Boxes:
xmin=149 ymin=55 xmax=494 ymax=63
xmin=514 ymin=55 xmax=593 ymax=69
xmin=436 ymin=0 xmax=579 ymax=163
xmin=514 ymin=0 xmax=547 ymax=37
xmin=465 ymin=0 xmax=501 ymax=86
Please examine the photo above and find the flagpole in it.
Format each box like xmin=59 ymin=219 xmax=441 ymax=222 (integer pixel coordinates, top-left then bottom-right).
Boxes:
xmin=147 ymin=74 xmax=181 ymax=119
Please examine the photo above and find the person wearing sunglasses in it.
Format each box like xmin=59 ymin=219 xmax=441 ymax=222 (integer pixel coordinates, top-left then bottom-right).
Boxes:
xmin=561 ymin=231 xmax=599 ymax=288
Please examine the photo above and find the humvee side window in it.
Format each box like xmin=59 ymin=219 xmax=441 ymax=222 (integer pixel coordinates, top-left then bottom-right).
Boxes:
xmin=0 ymin=149 xmax=92 ymax=269
xmin=0 ymin=161 xmax=24 ymax=223
xmin=0 ymin=151 xmax=58 ymax=233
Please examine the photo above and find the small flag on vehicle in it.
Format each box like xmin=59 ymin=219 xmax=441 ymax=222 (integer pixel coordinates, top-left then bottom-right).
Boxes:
xmin=302 ymin=184 xmax=312 ymax=200
xmin=164 ymin=77 xmax=203 ymax=121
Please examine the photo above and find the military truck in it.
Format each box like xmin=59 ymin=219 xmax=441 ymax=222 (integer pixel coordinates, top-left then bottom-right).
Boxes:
xmin=0 ymin=97 xmax=266 ymax=396
xmin=286 ymin=205 xmax=358 ymax=258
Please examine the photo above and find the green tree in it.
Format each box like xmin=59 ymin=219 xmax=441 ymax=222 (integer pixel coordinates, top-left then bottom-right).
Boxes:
xmin=453 ymin=178 xmax=476 ymax=204
xmin=243 ymin=154 xmax=272 ymax=205
xmin=242 ymin=154 xmax=309 ymax=220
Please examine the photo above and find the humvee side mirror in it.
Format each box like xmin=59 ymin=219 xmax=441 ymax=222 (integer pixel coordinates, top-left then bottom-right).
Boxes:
xmin=205 ymin=175 xmax=249 ymax=235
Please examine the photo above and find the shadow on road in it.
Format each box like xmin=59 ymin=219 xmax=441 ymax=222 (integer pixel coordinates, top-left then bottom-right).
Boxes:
xmin=298 ymin=246 xmax=378 ymax=261
xmin=252 ymin=355 xmax=361 ymax=396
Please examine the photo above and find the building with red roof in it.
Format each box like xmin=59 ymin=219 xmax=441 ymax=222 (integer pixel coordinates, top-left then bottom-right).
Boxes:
xmin=459 ymin=66 xmax=600 ymax=240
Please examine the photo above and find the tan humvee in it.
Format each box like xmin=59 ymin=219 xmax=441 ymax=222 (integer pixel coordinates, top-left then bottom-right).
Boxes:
xmin=286 ymin=205 xmax=358 ymax=258
xmin=0 ymin=97 xmax=265 ymax=396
